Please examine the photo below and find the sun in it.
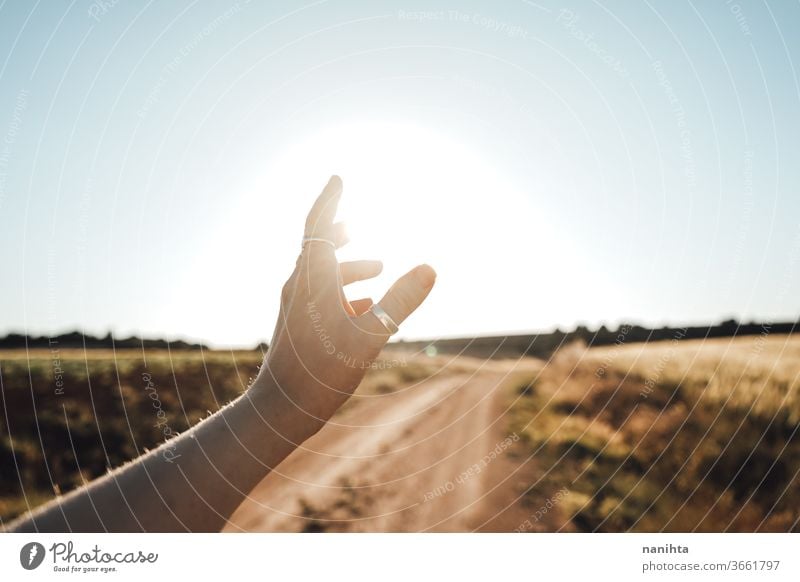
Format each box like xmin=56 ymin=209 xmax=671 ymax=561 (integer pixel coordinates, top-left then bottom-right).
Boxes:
xmin=281 ymin=122 xmax=533 ymax=322
xmin=169 ymin=119 xmax=627 ymax=346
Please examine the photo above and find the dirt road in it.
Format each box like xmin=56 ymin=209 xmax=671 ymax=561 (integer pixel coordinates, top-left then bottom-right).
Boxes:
xmin=225 ymin=357 xmax=543 ymax=532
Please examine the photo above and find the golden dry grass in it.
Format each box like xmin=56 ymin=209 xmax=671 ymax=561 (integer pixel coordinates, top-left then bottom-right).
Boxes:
xmin=510 ymin=334 xmax=800 ymax=532
xmin=588 ymin=334 xmax=800 ymax=423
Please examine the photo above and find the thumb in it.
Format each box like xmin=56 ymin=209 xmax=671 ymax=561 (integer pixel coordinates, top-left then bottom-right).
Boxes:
xmin=358 ymin=264 xmax=436 ymax=334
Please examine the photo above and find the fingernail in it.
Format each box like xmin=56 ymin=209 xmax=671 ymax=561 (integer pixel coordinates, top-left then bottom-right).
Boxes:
xmin=413 ymin=264 xmax=436 ymax=289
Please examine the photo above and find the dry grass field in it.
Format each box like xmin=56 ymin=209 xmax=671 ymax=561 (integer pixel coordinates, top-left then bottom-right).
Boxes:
xmin=2 ymin=334 xmax=798 ymax=531
xmin=509 ymin=334 xmax=800 ymax=531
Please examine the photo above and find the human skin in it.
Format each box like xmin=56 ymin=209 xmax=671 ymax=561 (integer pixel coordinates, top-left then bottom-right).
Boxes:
xmin=9 ymin=175 xmax=436 ymax=532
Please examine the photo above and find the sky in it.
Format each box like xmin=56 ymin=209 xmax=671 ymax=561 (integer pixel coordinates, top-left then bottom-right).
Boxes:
xmin=0 ymin=0 xmax=798 ymax=347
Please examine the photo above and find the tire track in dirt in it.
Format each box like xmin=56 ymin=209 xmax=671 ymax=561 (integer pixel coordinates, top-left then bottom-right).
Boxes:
xmin=225 ymin=358 xmax=542 ymax=532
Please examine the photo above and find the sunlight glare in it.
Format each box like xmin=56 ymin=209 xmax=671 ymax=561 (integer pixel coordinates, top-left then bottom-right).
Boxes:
xmin=173 ymin=120 xmax=628 ymax=345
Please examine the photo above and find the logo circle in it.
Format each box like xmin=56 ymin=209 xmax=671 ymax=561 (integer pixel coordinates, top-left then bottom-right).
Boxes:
xmin=19 ymin=542 xmax=45 ymax=570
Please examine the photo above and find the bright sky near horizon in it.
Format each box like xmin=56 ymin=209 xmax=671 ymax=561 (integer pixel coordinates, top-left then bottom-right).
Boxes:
xmin=1 ymin=1 xmax=799 ymax=347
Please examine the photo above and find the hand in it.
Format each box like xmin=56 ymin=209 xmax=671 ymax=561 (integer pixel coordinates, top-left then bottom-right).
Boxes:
xmin=257 ymin=175 xmax=436 ymax=431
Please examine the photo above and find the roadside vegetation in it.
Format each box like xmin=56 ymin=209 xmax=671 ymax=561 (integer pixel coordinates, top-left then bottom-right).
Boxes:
xmin=509 ymin=335 xmax=800 ymax=532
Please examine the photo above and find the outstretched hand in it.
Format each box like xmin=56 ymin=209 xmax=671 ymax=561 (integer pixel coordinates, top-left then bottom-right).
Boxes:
xmin=8 ymin=175 xmax=435 ymax=533
xmin=258 ymin=175 xmax=436 ymax=430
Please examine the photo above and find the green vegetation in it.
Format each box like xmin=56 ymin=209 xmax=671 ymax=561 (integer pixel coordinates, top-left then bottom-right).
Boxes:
xmin=0 ymin=348 xmax=263 ymax=524
xmin=510 ymin=335 xmax=800 ymax=532
xmin=0 ymin=349 xmax=437 ymax=525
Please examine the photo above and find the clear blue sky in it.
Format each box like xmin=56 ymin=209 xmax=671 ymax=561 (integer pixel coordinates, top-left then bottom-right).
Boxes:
xmin=1 ymin=0 xmax=798 ymax=347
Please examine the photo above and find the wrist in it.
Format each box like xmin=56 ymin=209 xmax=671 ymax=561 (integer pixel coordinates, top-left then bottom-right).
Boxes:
xmin=247 ymin=367 xmax=327 ymax=441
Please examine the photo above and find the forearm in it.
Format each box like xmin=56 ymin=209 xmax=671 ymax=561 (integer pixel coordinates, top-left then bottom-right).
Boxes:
xmin=8 ymin=175 xmax=433 ymax=533
xmin=9 ymin=371 xmax=319 ymax=532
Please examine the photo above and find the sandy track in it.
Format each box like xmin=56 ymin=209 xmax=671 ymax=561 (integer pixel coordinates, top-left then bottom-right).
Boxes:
xmin=225 ymin=358 xmax=542 ymax=532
